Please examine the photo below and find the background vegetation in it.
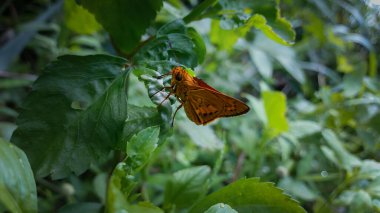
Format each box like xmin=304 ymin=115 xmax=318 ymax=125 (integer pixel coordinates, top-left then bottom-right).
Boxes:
xmin=1 ymin=0 xmax=380 ymax=212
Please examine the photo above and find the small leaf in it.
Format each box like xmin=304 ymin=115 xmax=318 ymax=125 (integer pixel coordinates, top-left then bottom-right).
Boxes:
xmin=342 ymin=70 xmax=364 ymax=98
xmin=106 ymin=162 xmax=135 ymax=212
xmin=64 ymin=0 xmax=102 ymax=34
xmin=11 ymin=55 xmax=128 ymax=179
xmin=106 ymin=127 xmax=160 ymax=212
xmin=205 ymin=203 xmax=238 ymax=213
xmin=263 ymin=91 xmax=289 ymax=138
xmin=210 ymin=20 xmax=247 ymax=51
xmin=120 ymin=105 xmax=170 ymax=149
xmin=133 ymin=20 xmax=205 ymax=68
xmin=189 ymin=178 xmax=306 ymax=213
xmin=126 ymin=126 xmax=160 ymax=172
xmin=179 ymin=119 xmax=223 ymax=150
xmin=289 ymin=121 xmax=322 ymax=138
xmin=126 ymin=202 xmax=164 ymax=213
xmin=351 ymin=190 xmax=372 ymax=213
xmin=359 ymin=160 xmax=380 ymax=180
xmin=279 ymin=177 xmax=318 ymax=201
xmin=213 ymin=0 xmax=295 ymax=47
xmin=322 ymin=129 xmax=361 ymax=171
xmin=249 ymin=48 xmax=273 ymax=79
xmin=253 ymin=33 xmax=305 ymax=83
xmin=164 ymin=166 xmax=211 ymax=209
xmin=0 ymin=138 xmax=37 ymax=213
xmin=79 ymin=0 xmax=163 ymax=53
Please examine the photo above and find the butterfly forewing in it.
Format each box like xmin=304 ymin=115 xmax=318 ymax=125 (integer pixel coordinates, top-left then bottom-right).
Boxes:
xmin=185 ymin=87 xmax=249 ymax=125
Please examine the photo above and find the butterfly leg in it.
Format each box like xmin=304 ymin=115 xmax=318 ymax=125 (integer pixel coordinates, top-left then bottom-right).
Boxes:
xmin=171 ymin=103 xmax=183 ymax=127
xmin=158 ymin=92 xmax=173 ymax=106
xmin=149 ymin=86 xmax=172 ymax=98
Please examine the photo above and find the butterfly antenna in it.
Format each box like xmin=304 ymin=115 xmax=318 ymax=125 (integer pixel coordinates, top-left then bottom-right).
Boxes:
xmin=149 ymin=86 xmax=172 ymax=98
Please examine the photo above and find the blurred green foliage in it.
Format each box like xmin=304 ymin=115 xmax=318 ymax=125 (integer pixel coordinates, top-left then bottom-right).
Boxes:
xmin=1 ymin=0 xmax=380 ymax=212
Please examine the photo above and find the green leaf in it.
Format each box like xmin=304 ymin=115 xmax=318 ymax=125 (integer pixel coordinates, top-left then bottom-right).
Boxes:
xmin=0 ymin=138 xmax=37 ymax=213
xmin=120 ymin=105 xmax=171 ymax=149
xmin=79 ymin=0 xmax=163 ymax=53
xmin=289 ymin=121 xmax=322 ymax=138
xmin=263 ymin=91 xmax=289 ymax=138
xmin=211 ymin=0 xmax=295 ymax=48
xmin=205 ymin=203 xmax=238 ymax=213
xmin=249 ymin=48 xmax=273 ymax=79
xmin=106 ymin=127 xmax=160 ymax=212
xmin=179 ymin=119 xmax=223 ymax=150
xmin=359 ymin=160 xmax=380 ymax=180
xmin=126 ymin=202 xmax=164 ymax=213
xmin=189 ymin=178 xmax=306 ymax=213
xmin=279 ymin=177 xmax=318 ymax=201
xmin=342 ymin=70 xmax=364 ymax=98
xmin=58 ymin=202 xmax=102 ymax=213
xmin=210 ymin=20 xmax=247 ymax=51
xmin=126 ymin=126 xmax=160 ymax=172
xmin=322 ymin=129 xmax=361 ymax=171
xmin=64 ymin=0 xmax=102 ymax=34
xmin=252 ymin=33 xmax=305 ymax=83
xmin=247 ymin=14 xmax=294 ymax=46
xmin=11 ymin=55 xmax=129 ymax=179
xmin=351 ymin=190 xmax=372 ymax=213
xmin=106 ymin=162 xmax=134 ymax=213
xmin=164 ymin=166 xmax=211 ymax=209
xmin=133 ymin=20 xmax=205 ymax=68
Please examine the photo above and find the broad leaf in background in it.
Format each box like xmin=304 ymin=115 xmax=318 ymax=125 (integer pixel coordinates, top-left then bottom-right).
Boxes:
xmin=263 ymin=91 xmax=289 ymax=138
xmin=205 ymin=203 xmax=238 ymax=213
xmin=279 ymin=177 xmax=318 ymax=201
xmin=289 ymin=120 xmax=322 ymax=139
xmin=64 ymin=0 xmax=102 ymax=34
xmin=133 ymin=20 xmax=206 ymax=69
xmin=107 ymin=127 xmax=160 ymax=212
xmin=11 ymin=55 xmax=128 ymax=179
xmin=0 ymin=138 xmax=37 ymax=213
xmin=250 ymin=33 xmax=305 ymax=83
xmin=189 ymin=178 xmax=306 ymax=213
xmin=321 ymin=129 xmax=361 ymax=171
xmin=78 ymin=0 xmax=163 ymax=53
xmin=164 ymin=166 xmax=211 ymax=210
xmin=179 ymin=119 xmax=223 ymax=150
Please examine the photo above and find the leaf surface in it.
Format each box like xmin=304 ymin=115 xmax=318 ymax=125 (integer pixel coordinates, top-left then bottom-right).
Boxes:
xmin=189 ymin=178 xmax=306 ymax=213
xmin=0 ymin=138 xmax=37 ymax=213
xmin=12 ymin=55 xmax=128 ymax=179
xmin=79 ymin=0 xmax=163 ymax=52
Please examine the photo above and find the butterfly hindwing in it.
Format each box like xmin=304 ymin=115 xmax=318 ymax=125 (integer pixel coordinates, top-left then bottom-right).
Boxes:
xmin=186 ymin=87 xmax=249 ymax=125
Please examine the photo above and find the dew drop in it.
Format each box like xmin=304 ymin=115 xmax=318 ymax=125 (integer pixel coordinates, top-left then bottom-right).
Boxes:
xmin=321 ymin=170 xmax=328 ymax=177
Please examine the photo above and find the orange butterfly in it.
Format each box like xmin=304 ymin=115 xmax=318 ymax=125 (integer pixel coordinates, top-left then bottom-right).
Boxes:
xmin=152 ymin=66 xmax=250 ymax=125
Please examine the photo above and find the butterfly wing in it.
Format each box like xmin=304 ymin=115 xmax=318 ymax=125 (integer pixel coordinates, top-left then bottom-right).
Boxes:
xmin=184 ymin=87 xmax=250 ymax=125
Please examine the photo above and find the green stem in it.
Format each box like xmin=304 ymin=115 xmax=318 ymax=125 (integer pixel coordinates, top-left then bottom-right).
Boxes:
xmin=183 ymin=0 xmax=219 ymax=24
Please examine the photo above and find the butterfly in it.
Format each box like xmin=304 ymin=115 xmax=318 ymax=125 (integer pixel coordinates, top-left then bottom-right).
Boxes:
xmin=152 ymin=66 xmax=250 ymax=125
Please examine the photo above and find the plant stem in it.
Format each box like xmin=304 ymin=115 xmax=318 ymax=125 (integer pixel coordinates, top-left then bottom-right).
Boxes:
xmin=183 ymin=0 xmax=219 ymax=24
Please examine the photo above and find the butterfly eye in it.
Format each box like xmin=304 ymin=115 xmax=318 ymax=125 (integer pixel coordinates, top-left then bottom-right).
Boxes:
xmin=175 ymin=74 xmax=182 ymax=81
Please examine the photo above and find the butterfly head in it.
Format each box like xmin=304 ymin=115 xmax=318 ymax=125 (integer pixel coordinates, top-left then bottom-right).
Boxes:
xmin=171 ymin=66 xmax=192 ymax=84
